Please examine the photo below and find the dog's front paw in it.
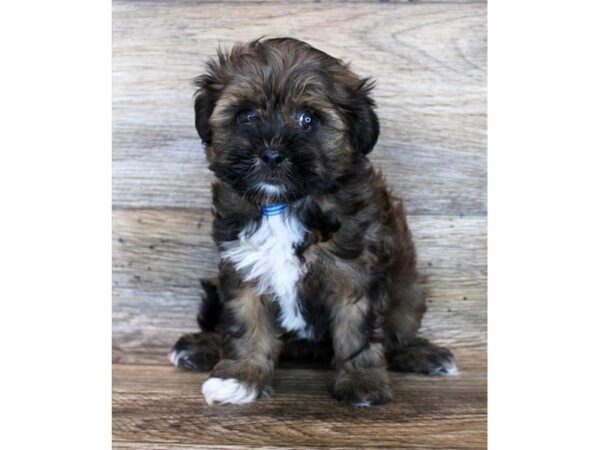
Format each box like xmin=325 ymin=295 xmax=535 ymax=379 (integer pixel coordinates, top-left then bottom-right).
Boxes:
xmin=333 ymin=368 xmax=392 ymax=407
xmin=202 ymin=377 xmax=262 ymax=405
xmin=202 ymin=359 xmax=273 ymax=406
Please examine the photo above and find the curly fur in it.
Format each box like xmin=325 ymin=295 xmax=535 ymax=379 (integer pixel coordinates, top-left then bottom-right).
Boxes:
xmin=170 ymin=38 xmax=456 ymax=406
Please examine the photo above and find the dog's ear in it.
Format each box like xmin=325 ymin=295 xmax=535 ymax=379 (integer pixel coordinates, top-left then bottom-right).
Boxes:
xmin=193 ymin=75 xmax=219 ymax=145
xmin=333 ymin=77 xmax=380 ymax=155
xmin=193 ymin=52 xmax=228 ymax=145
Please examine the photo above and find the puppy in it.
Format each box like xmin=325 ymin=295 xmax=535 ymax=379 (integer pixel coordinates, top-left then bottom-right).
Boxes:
xmin=170 ymin=38 xmax=457 ymax=406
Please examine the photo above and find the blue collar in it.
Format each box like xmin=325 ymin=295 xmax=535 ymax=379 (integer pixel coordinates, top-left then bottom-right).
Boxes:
xmin=260 ymin=203 xmax=288 ymax=217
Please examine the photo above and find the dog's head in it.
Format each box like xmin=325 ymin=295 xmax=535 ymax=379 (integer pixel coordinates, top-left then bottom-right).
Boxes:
xmin=194 ymin=38 xmax=379 ymax=204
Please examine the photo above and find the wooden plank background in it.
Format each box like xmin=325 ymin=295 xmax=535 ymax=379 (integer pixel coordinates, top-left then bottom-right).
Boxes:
xmin=113 ymin=0 xmax=487 ymax=448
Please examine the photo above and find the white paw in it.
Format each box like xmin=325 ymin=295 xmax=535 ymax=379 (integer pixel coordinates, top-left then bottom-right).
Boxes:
xmin=201 ymin=377 xmax=259 ymax=405
xmin=433 ymin=358 xmax=460 ymax=376
xmin=168 ymin=349 xmax=180 ymax=366
xmin=169 ymin=348 xmax=196 ymax=368
xmin=353 ymin=400 xmax=373 ymax=408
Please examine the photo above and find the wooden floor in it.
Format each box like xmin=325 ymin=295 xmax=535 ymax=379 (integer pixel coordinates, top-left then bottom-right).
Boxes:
xmin=113 ymin=0 xmax=487 ymax=448
xmin=113 ymin=348 xmax=486 ymax=449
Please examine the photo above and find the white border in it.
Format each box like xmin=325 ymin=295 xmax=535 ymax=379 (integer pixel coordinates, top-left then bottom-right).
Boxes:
xmin=490 ymin=1 xmax=600 ymax=449
xmin=0 ymin=1 xmax=111 ymax=449
xmin=1 ymin=1 xmax=599 ymax=449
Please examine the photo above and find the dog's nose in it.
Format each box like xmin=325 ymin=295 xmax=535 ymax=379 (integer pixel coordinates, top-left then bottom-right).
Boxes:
xmin=259 ymin=148 xmax=286 ymax=167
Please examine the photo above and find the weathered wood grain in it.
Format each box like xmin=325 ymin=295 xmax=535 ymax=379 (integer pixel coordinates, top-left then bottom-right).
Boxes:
xmin=112 ymin=209 xmax=486 ymax=365
xmin=113 ymin=360 xmax=486 ymax=449
xmin=113 ymin=1 xmax=486 ymax=215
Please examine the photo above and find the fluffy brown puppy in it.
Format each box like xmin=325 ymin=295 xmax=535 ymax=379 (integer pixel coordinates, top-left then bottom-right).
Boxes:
xmin=170 ymin=38 xmax=457 ymax=406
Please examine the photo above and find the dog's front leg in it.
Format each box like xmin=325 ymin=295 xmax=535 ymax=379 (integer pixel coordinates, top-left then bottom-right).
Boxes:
xmin=202 ymin=285 xmax=281 ymax=405
xmin=330 ymin=296 xmax=392 ymax=406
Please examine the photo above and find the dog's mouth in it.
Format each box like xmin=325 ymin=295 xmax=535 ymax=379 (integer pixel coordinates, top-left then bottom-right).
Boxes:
xmin=256 ymin=182 xmax=286 ymax=196
xmin=245 ymin=157 xmax=296 ymax=200
xmin=251 ymin=179 xmax=292 ymax=204
xmin=211 ymin=153 xmax=318 ymax=204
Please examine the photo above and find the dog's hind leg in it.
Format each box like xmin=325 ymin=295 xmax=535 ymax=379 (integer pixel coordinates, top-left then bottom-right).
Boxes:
xmin=384 ymin=282 xmax=458 ymax=376
xmin=169 ymin=279 xmax=223 ymax=370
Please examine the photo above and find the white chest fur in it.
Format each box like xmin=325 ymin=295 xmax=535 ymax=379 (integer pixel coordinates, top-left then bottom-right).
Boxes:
xmin=221 ymin=213 xmax=312 ymax=337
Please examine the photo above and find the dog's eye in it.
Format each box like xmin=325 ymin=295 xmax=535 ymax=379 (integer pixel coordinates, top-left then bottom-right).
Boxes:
xmin=237 ymin=109 xmax=258 ymax=124
xmin=297 ymin=111 xmax=318 ymax=130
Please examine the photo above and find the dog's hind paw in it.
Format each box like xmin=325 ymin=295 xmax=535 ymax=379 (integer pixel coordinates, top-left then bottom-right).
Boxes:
xmin=169 ymin=332 xmax=220 ymax=371
xmin=387 ymin=338 xmax=459 ymax=376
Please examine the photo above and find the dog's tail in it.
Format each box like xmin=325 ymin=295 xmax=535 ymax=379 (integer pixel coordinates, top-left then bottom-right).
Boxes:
xmin=197 ymin=279 xmax=222 ymax=332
